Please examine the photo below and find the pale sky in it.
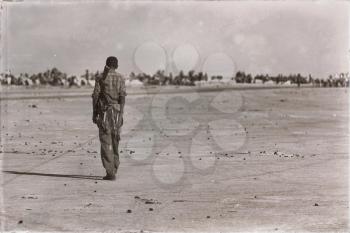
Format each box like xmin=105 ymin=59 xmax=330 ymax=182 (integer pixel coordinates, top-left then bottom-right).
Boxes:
xmin=3 ymin=0 xmax=349 ymax=78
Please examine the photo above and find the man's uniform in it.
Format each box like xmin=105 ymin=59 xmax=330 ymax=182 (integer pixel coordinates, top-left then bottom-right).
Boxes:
xmin=92 ymin=68 xmax=126 ymax=178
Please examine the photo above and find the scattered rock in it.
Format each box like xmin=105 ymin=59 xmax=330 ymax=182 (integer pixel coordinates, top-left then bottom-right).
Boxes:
xmin=145 ymin=200 xmax=155 ymax=204
xmin=136 ymin=197 xmax=161 ymax=204
xmin=149 ymin=208 xmax=154 ymax=211
xmin=172 ymin=217 xmax=175 ymax=220
xmin=126 ymin=209 xmax=132 ymax=213
xmin=18 ymin=220 xmax=23 ymax=224
xmin=206 ymin=215 xmax=210 ymax=219
xmin=314 ymin=203 xmax=319 ymax=206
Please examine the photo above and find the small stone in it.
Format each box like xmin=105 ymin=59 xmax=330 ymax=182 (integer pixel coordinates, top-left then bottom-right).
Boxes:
xmin=126 ymin=209 xmax=132 ymax=213
xmin=206 ymin=215 xmax=210 ymax=219
xmin=134 ymin=196 xmax=140 ymax=199
xmin=314 ymin=203 xmax=319 ymax=206
xmin=149 ymin=208 xmax=154 ymax=211
xmin=18 ymin=220 xmax=23 ymax=224
xmin=172 ymin=217 xmax=175 ymax=220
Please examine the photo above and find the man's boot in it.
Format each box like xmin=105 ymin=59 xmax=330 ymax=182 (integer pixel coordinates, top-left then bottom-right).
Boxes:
xmin=103 ymin=174 xmax=116 ymax=181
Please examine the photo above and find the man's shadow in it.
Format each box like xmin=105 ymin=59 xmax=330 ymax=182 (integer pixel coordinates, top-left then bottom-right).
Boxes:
xmin=3 ymin=170 xmax=102 ymax=180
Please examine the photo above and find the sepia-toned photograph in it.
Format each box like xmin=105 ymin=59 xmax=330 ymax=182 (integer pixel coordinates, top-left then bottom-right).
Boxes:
xmin=0 ymin=0 xmax=349 ymax=232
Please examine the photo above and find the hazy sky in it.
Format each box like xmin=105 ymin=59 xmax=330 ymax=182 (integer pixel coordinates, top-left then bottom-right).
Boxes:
xmin=3 ymin=1 xmax=349 ymax=78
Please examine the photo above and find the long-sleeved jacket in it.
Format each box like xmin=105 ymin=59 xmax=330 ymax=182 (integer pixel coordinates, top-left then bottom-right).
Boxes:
xmin=92 ymin=68 xmax=126 ymax=132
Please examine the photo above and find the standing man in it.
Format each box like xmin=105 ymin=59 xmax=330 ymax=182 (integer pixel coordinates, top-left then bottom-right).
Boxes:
xmin=92 ymin=56 xmax=126 ymax=181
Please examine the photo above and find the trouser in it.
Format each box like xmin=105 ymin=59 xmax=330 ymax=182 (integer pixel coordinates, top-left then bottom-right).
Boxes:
xmin=99 ymin=128 xmax=120 ymax=176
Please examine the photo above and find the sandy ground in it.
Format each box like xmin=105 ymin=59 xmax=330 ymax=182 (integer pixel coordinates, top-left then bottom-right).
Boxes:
xmin=0 ymin=86 xmax=348 ymax=232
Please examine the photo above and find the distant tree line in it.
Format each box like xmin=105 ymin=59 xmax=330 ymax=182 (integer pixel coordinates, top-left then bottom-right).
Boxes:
xmin=0 ymin=68 xmax=100 ymax=87
xmin=1 ymin=67 xmax=349 ymax=88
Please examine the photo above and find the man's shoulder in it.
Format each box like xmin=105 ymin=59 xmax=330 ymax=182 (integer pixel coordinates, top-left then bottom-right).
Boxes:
xmin=113 ymin=71 xmax=126 ymax=82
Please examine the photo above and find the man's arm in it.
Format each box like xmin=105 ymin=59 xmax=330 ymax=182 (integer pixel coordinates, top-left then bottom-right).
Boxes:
xmin=118 ymin=77 xmax=127 ymax=126
xmin=92 ymin=78 xmax=101 ymax=124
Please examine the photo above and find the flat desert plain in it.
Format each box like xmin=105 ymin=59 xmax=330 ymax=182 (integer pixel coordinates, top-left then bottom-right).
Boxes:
xmin=0 ymin=86 xmax=348 ymax=232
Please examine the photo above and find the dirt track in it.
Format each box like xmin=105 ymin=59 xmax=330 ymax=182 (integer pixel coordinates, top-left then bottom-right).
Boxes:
xmin=0 ymin=87 xmax=348 ymax=232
